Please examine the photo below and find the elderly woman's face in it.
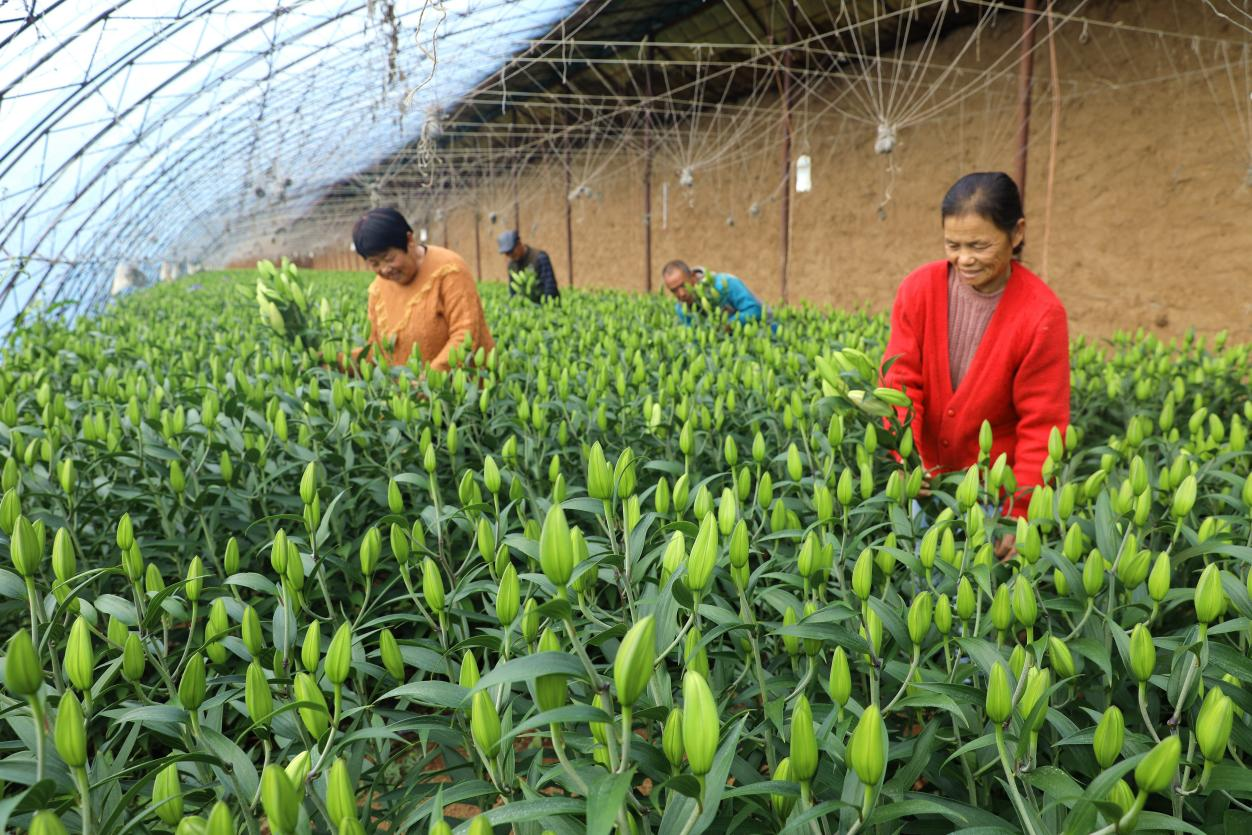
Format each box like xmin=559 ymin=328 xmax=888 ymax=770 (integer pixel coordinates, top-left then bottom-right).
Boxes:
xmin=943 ymin=212 xmax=1023 ymax=295
xmin=366 ymin=236 xmax=420 ymax=284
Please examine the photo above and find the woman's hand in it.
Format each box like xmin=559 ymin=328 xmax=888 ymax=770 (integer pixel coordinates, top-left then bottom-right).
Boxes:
xmin=995 ymin=534 xmax=1017 ymax=561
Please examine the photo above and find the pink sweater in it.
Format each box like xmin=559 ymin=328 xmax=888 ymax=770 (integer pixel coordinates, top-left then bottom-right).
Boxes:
xmin=947 ymin=268 xmax=1004 ymax=389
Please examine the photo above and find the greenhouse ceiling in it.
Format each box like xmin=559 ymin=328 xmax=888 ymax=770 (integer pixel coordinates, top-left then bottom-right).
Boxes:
xmin=0 ymin=0 xmax=581 ymax=331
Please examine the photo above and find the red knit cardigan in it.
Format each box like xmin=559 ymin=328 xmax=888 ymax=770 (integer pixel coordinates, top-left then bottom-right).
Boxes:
xmin=882 ymin=260 xmax=1070 ymax=516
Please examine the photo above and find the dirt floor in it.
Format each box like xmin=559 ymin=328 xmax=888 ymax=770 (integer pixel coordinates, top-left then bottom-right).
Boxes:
xmin=314 ymin=1 xmax=1252 ymax=343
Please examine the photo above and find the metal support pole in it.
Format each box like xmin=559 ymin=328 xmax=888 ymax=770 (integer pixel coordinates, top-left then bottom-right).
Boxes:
xmin=473 ymin=207 xmax=482 ymax=279
xmin=565 ymin=157 xmax=574 ymax=288
xmin=775 ymin=3 xmax=795 ymax=305
xmin=643 ymin=39 xmax=654 ymax=293
xmin=1014 ymin=0 xmax=1038 ymax=207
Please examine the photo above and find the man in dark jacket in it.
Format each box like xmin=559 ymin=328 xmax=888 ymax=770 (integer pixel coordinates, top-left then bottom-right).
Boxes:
xmin=498 ymin=230 xmax=559 ymax=302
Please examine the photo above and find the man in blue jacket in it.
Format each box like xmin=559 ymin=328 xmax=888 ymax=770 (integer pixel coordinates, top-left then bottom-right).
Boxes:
xmin=499 ymin=230 xmax=559 ymax=303
xmin=661 ymin=260 xmax=773 ymax=329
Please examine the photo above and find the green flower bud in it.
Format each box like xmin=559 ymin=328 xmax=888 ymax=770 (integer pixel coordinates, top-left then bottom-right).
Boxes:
xmin=325 ymin=758 xmax=356 ymax=829
xmin=1171 ymin=475 xmax=1197 ymax=519
xmin=1194 ymin=563 xmax=1226 ymax=624
xmin=301 ymin=623 xmax=321 ymax=672
xmin=5 ymin=628 xmax=43 ymax=696
xmin=261 ymin=764 xmax=300 ymax=835
xmin=54 ymin=690 xmax=87 ymax=767
xmin=979 ymin=420 xmax=993 ymax=455
xmin=378 ymin=628 xmax=405 ymax=681
xmin=682 ymin=671 xmax=719 ymax=776
xmin=246 ymin=660 xmax=273 ymax=728
xmin=294 ymin=672 xmax=329 ymax=738
xmin=122 ymin=632 xmax=146 ymax=682
xmin=532 ymin=629 xmax=567 ymax=713
xmin=1129 ymin=623 xmax=1156 ymax=683
xmin=64 ymin=616 xmax=94 ymax=693
xmin=0 ymin=488 xmax=19 ymax=536
xmin=1134 ymin=735 xmax=1180 ymax=795
xmin=117 ymin=512 xmax=135 ymax=551
xmin=325 ymin=623 xmax=353 ymax=687
xmin=206 ymin=802 xmax=234 ymax=835
xmin=1048 ymin=636 xmax=1075 ymax=679
xmin=1012 ymin=577 xmax=1038 ymax=629
xmin=990 ymin=583 xmax=1013 ymax=633
xmin=685 ymin=513 xmax=718 ymax=595
xmin=1093 ymin=705 xmax=1124 ymax=768
xmin=789 ymin=695 xmax=818 ymax=782
xmin=539 ymin=504 xmax=574 ymax=588
xmin=179 ymin=652 xmax=206 ymax=710
xmin=387 ymin=479 xmax=404 ymax=515
xmin=1143 ymin=552 xmax=1171 ymax=603
xmin=151 ymin=768 xmax=185 ymax=828
xmin=29 ymin=811 xmax=69 ymax=835
xmin=389 ymin=522 xmax=410 ymax=565
xmin=496 ymin=564 xmax=519 ymax=626
xmin=828 ymin=647 xmax=851 ymax=706
xmin=986 ymin=663 xmax=1013 ymax=724
xmin=270 ymin=529 xmax=289 ymax=575
xmin=662 ymin=707 xmax=684 ymax=768
xmin=299 ymin=462 xmax=318 ymax=505
xmin=359 ymin=527 xmax=381 ymax=577
xmin=471 ymin=689 xmax=502 ymax=756
xmin=907 ymin=591 xmax=933 ymax=646
xmin=852 ymin=547 xmax=874 ymax=600
xmin=1197 ymin=687 xmax=1234 ymax=763
xmin=587 ymin=442 xmax=612 ymax=501
xmin=52 ymin=527 xmax=75 ymax=585
xmin=1018 ymin=668 xmax=1050 ymax=732
xmin=482 ymin=455 xmax=501 ymax=496
xmin=10 ymin=515 xmax=41 ymax=578
xmin=421 ymin=558 xmax=445 ymax=614
xmin=520 ymin=599 xmax=539 ymax=646
xmin=223 ymin=537 xmax=240 ymax=575
xmin=849 ymin=703 xmax=887 ymax=786
xmin=285 ymin=750 xmax=311 ymax=788
xmin=429 ymin=820 xmax=453 ymax=835
xmin=934 ymin=594 xmax=953 ymax=636
xmin=615 ymin=615 xmax=656 ymax=707
xmin=1083 ymin=551 xmax=1106 ymax=597
xmin=956 ymin=576 xmax=976 ymax=621
xmin=955 ymin=465 xmax=980 ymax=511
xmin=466 ymin=816 xmax=492 ymax=835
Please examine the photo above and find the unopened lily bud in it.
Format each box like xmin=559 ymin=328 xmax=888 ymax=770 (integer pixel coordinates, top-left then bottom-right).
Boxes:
xmin=117 ymin=512 xmax=135 ymax=551
xmin=421 ymin=558 xmax=445 ymax=613
xmin=1197 ymin=687 xmax=1234 ymax=763
xmin=294 ymin=672 xmax=329 ymax=738
xmin=685 ymin=513 xmax=718 ymax=596
xmin=0 ymin=489 xmax=19 ymax=536
xmin=934 ymin=594 xmax=953 ymax=636
xmin=261 ymin=764 xmax=299 ymax=835
xmin=64 ymin=616 xmax=95 ymax=693
xmin=1093 ymin=706 xmax=1124 ymax=768
xmin=615 ymin=615 xmax=656 ymax=707
xmin=179 ymin=652 xmax=206 ymax=710
xmin=1135 ymin=735 xmax=1180 ymax=795
xmin=770 ymin=758 xmax=796 ymax=819
xmin=1083 ymin=551 xmax=1106 ymax=597
xmin=5 ymin=628 xmax=43 ymax=696
xmin=850 ymin=547 xmax=873 ymax=601
xmin=539 ymin=504 xmax=574 ymax=588
xmin=122 ymin=632 xmax=146 ymax=682
xmin=429 ymin=819 xmax=453 ymax=835
xmin=459 ymin=651 xmax=480 ymax=690
xmin=325 ymin=623 xmax=353 ymax=686
xmin=1012 ymin=577 xmax=1038 ymax=629
xmin=471 ymin=689 xmax=502 ymax=756
xmin=325 ymin=758 xmax=357 ymax=829
xmin=682 ymin=671 xmax=719 ymax=776
xmin=10 ymin=515 xmax=41 ymax=578
xmin=206 ymin=801 xmax=234 ymax=835
xmin=956 ymin=576 xmax=976 ymax=621
xmin=1018 ymin=668 xmax=1050 ymax=731
xmin=986 ymin=663 xmax=1013 ymax=724
xmin=54 ymin=690 xmax=87 ymax=768
xmin=246 ymin=659 xmax=273 ymax=728
xmin=153 ymin=762 xmax=184 ymax=824
xmin=907 ymin=592 xmax=933 ymax=646
xmin=223 ymin=537 xmax=240 ymax=575
xmin=1147 ymin=553 xmax=1171 ymax=602
xmin=1048 ymin=636 xmax=1075 ymax=679
xmin=1171 ymin=475 xmax=1197 ymax=519
xmin=301 ymin=623 xmax=321 ymax=672
xmin=531 ymin=629 xmax=568 ymax=713
xmin=586 ymin=442 xmax=612 ymax=500
xmin=1062 ymin=523 xmax=1084 ymax=563
xmin=359 ymin=527 xmax=381 ymax=577
xmin=990 ymin=584 xmax=1013 ymax=633
xmin=956 ymin=465 xmax=980 ymax=511
xmin=1194 ymin=562 xmax=1226 ymax=624
xmin=979 ymin=420 xmax=993 ymax=455
xmin=849 ymin=703 xmax=887 ymax=786
xmin=285 ymin=749 xmax=311 ymax=789
xmin=788 ymin=695 xmax=818 ymax=782
xmin=1129 ymin=623 xmax=1155 ymax=683
xmin=828 ymin=646 xmax=851 ymax=707
xmin=270 ymin=529 xmax=289 ymax=575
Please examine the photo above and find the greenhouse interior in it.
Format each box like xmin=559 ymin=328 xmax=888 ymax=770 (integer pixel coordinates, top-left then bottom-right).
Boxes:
xmin=2 ymin=1 xmax=1252 ymax=833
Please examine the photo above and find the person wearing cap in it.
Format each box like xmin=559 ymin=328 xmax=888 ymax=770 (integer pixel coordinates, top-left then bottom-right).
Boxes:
xmin=661 ymin=260 xmax=773 ymax=330
xmin=498 ymin=230 xmax=559 ymax=302
xmin=349 ymin=207 xmax=494 ymax=372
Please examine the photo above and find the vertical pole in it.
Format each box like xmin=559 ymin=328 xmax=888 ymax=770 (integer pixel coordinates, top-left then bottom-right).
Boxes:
xmin=511 ymin=110 xmax=521 ymax=233
xmin=776 ymin=3 xmax=794 ymax=305
xmin=565 ymin=155 xmax=575 ymax=288
xmin=643 ymin=39 xmax=654 ymax=293
xmin=1014 ymin=0 xmax=1039 ymax=207
xmin=442 ymin=209 xmax=449 ymax=249
xmin=473 ymin=206 xmax=482 ymax=279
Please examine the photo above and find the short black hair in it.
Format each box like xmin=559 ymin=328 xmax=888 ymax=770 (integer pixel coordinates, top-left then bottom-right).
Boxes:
xmin=352 ymin=208 xmax=411 ymax=258
xmin=661 ymin=259 xmax=691 ymax=278
xmin=941 ymin=172 xmax=1025 ymax=256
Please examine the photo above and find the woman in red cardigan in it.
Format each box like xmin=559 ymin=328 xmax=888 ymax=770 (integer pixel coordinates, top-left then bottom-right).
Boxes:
xmin=882 ymin=172 xmax=1070 ymax=557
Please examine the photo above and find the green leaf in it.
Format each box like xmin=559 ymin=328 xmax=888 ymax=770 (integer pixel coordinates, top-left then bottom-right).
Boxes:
xmin=379 ymin=681 xmax=469 ymax=709
xmin=452 ymin=797 xmax=585 ymax=833
xmin=470 ymin=651 xmax=586 ymax=693
xmin=586 ymin=768 xmax=635 ymax=835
